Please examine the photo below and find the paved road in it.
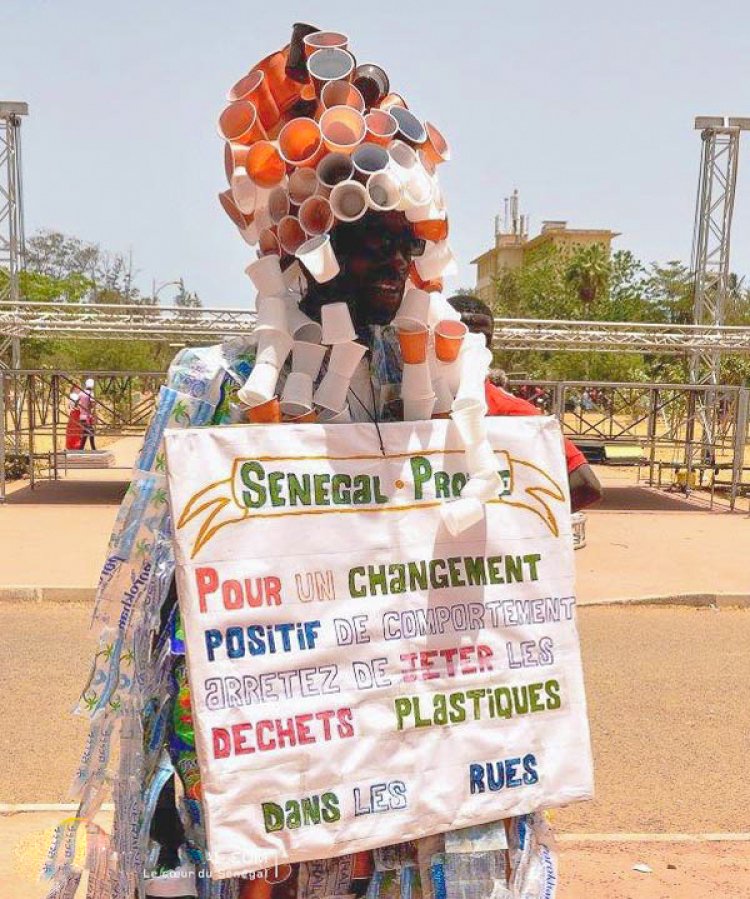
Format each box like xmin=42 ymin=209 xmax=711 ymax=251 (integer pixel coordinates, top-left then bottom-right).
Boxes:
xmin=1 ymin=604 xmax=748 ymax=834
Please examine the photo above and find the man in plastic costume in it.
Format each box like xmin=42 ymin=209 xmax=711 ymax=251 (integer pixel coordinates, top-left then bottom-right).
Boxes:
xmin=46 ymin=24 xmax=566 ymax=899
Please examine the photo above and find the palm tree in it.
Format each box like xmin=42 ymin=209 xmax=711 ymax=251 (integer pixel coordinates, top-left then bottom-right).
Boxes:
xmin=565 ymin=244 xmax=611 ymax=307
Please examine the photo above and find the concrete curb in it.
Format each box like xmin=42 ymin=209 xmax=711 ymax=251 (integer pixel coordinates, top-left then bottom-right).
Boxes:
xmin=0 ymin=586 xmax=95 ymax=603
xmin=579 ymin=592 xmax=750 ymax=609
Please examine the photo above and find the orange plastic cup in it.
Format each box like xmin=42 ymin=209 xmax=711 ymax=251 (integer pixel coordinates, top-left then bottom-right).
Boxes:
xmin=379 ymin=92 xmax=408 ymax=111
xmin=246 ymin=397 xmax=281 ymax=423
xmin=239 ymin=877 xmax=272 ymax=899
xmin=218 ymin=190 xmax=250 ymax=229
xmin=434 ymin=319 xmax=468 ymax=362
xmin=245 ymin=140 xmax=287 ymax=188
xmin=228 ymin=71 xmax=280 ymax=131
xmin=365 ymin=110 xmax=398 ymax=146
xmin=253 ymin=47 xmax=301 ymax=113
xmin=278 ymin=117 xmax=325 ymax=168
xmin=412 ymin=217 xmax=449 ymax=242
xmin=303 ymin=30 xmax=349 ymax=58
xmin=278 ymin=216 xmax=307 ymax=255
xmin=398 ymin=325 xmax=429 ymax=364
xmin=283 ymin=409 xmax=318 ymax=423
xmin=224 ymin=142 xmax=250 ymax=183
xmin=409 ymin=262 xmax=443 ymax=293
xmin=320 ymin=106 xmax=366 ymax=155
xmin=422 ymin=120 xmax=451 ymax=166
xmin=258 ymin=227 xmax=280 ymax=256
xmin=217 ymin=101 xmax=267 ymax=145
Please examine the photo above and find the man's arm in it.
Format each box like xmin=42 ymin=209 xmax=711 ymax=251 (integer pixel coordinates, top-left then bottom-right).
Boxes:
xmin=569 ymin=463 xmax=602 ymax=512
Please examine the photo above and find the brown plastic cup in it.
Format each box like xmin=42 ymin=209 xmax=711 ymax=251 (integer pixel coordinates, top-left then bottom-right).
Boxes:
xmin=278 ymin=117 xmax=325 ymax=168
xmin=352 ymin=63 xmax=390 ymax=108
xmin=245 ymin=141 xmax=287 ymax=188
xmin=434 ymin=319 xmax=468 ymax=362
xmin=299 ymin=195 xmax=334 ymax=235
xmin=364 ymin=110 xmax=398 ymax=146
xmin=246 ymin=396 xmax=281 ymax=423
xmin=398 ymin=326 xmax=429 ymax=364
xmin=278 ymin=216 xmax=307 ymax=255
xmin=307 ymin=48 xmax=356 ymax=98
xmin=227 ymin=70 xmax=280 ymax=130
xmin=258 ymin=227 xmax=280 ymax=256
xmin=217 ymin=101 xmax=267 ymax=145
xmin=287 ymin=23 xmax=320 ymax=82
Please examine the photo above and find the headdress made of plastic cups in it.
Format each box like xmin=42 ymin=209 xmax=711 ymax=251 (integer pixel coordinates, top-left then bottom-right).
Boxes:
xmin=217 ymin=23 xmax=455 ymax=295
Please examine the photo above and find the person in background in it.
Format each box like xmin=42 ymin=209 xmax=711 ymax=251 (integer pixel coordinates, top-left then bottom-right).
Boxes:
xmin=78 ymin=377 xmax=97 ymax=450
xmin=447 ymin=294 xmax=603 ymax=512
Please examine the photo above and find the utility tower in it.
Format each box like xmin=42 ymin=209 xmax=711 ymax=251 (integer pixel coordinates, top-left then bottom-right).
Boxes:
xmin=0 ymin=101 xmax=28 ymax=369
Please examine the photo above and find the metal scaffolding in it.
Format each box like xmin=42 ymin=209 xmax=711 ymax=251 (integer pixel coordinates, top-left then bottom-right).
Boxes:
xmin=6 ymin=301 xmax=750 ymax=354
xmin=0 ymin=102 xmax=28 ymax=370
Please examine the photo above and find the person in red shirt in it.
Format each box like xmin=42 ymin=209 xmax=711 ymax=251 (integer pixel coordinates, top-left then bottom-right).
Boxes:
xmin=448 ymin=295 xmax=602 ymax=512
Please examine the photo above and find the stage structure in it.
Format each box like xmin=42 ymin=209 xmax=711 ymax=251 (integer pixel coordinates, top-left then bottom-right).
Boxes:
xmin=0 ymin=102 xmax=27 ymax=370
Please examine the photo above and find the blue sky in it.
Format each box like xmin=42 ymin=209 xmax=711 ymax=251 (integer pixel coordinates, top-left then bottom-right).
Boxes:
xmin=3 ymin=0 xmax=750 ymax=307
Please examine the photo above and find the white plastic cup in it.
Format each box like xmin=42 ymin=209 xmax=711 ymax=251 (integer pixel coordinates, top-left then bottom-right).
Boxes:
xmin=255 ymin=294 xmax=289 ymax=333
xmin=366 ymin=171 xmax=402 ymax=212
xmin=288 ymin=168 xmax=320 ymax=205
xmin=245 ymin=254 xmax=286 ymax=298
xmin=461 ymin=471 xmax=504 ymax=503
xmin=388 ymin=140 xmax=418 ymax=179
xmin=282 ymin=259 xmax=305 ymax=293
xmin=428 ymin=294 xmax=462 ymax=328
xmin=352 ymin=143 xmax=390 ymax=181
xmin=292 ymin=340 xmax=327 ymax=380
xmin=405 ymin=197 xmax=445 ymax=223
xmin=237 ymin=363 xmax=279 ymax=407
xmin=401 ymin=360 xmax=433 ymax=398
xmin=296 ymin=234 xmax=340 ymax=283
xmin=328 ymin=341 xmax=367 ymax=380
xmin=441 ymin=497 xmax=485 ymax=536
xmin=318 ymin=404 xmax=352 ymax=423
xmin=393 ymin=287 xmax=430 ymax=330
xmin=321 ymin=302 xmax=356 ymax=344
xmin=401 ymin=163 xmax=434 ymax=210
xmin=330 ymin=179 xmax=368 ymax=222
xmin=403 ymin=393 xmax=436 ymax=421
xmin=284 ymin=295 xmax=323 ymax=344
xmin=255 ymin=329 xmax=293 ymax=368
xmin=433 ymin=376 xmax=454 ymax=415
xmin=451 ymin=403 xmax=487 ymax=446
xmin=414 ymin=240 xmax=458 ymax=280
xmin=280 ymin=371 xmax=314 ymax=417
xmin=465 ymin=439 xmax=499 ymax=477
xmin=454 ymin=345 xmax=493 ymax=408
xmin=238 ymin=220 xmax=260 ymax=246
xmin=314 ymin=370 xmax=350 ymax=412
xmin=230 ymin=168 xmax=257 ymax=215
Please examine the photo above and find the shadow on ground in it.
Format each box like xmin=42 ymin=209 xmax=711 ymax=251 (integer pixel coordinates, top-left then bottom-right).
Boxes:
xmin=3 ymin=479 xmax=130 ymax=505
xmin=592 ymin=485 xmax=716 ymax=512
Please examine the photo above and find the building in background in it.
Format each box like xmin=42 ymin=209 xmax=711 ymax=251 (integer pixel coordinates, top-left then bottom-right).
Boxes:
xmin=471 ymin=190 xmax=619 ymax=302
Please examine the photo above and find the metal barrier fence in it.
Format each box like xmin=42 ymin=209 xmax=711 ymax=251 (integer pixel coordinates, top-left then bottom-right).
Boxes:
xmin=1 ymin=370 xmax=163 ymax=500
xmin=3 ymin=371 xmax=750 ymax=509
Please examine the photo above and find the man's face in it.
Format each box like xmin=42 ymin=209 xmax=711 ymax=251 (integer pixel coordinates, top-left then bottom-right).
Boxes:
xmin=330 ymin=211 xmax=424 ymax=325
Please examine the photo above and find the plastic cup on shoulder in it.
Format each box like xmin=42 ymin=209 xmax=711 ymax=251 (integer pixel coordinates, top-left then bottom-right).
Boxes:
xmin=435 ymin=319 xmax=468 ymax=362
xmin=245 ymin=254 xmax=286 ymax=298
xmin=321 ymin=302 xmax=356 ymax=344
xmin=397 ymin=326 xmax=429 ymax=364
xmin=296 ymin=234 xmax=340 ymax=283
xmin=394 ymin=288 xmax=430 ymax=330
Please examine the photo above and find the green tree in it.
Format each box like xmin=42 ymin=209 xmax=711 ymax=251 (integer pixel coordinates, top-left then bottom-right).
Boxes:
xmin=564 ymin=244 xmax=610 ymax=307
